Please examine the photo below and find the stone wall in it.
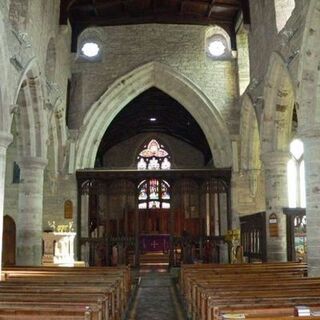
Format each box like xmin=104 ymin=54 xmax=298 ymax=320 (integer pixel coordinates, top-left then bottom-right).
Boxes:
xmin=70 ymin=24 xmax=239 ymax=136
xmin=102 ymin=133 xmax=205 ymax=169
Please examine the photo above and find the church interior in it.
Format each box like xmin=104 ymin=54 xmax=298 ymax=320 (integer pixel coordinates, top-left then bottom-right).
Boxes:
xmin=0 ymin=0 xmax=320 ymax=319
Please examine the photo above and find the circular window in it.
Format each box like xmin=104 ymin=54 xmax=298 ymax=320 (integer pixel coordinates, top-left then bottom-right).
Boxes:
xmin=81 ymin=42 xmax=100 ymax=58
xmin=208 ymin=39 xmax=226 ymax=57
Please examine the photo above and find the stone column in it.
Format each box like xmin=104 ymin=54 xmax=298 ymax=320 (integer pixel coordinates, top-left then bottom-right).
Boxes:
xmin=301 ymin=132 xmax=320 ymax=276
xmin=262 ymin=151 xmax=289 ymax=262
xmin=0 ymin=132 xmax=13 ymax=276
xmin=16 ymin=156 xmax=47 ymax=266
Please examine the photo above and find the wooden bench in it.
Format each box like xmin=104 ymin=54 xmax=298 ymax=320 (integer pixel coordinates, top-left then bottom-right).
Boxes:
xmin=0 ymin=266 xmax=132 ymax=320
xmin=178 ymin=262 xmax=320 ymax=320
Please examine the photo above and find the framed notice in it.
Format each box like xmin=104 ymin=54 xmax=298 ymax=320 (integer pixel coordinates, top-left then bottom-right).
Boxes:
xmin=64 ymin=200 xmax=73 ymax=219
xmin=269 ymin=213 xmax=279 ymax=237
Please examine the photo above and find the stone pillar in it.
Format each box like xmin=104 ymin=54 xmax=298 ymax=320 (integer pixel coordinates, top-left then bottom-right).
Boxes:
xmin=0 ymin=132 xmax=13 ymax=276
xmin=302 ymin=132 xmax=320 ymax=276
xmin=262 ymin=151 xmax=289 ymax=262
xmin=16 ymin=157 xmax=47 ymax=266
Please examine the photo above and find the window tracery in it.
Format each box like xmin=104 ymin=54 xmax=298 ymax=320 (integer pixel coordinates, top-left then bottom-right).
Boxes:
xmin=137 ymin=139 xmax=171 ymax=209
xmin=137 ymin=139 xmax=171 ymax=170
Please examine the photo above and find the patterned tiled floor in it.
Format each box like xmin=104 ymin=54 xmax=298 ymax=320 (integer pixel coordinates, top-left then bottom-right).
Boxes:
xmin=127 ymin=270 xmax=185 ymax=320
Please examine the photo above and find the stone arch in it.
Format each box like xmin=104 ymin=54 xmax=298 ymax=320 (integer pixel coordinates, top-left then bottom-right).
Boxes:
xmin=240 ymin=94 xmax=262 ymax=198
xmin=45 ymin=37 xmax=56 ymax=84
xmin=240 ymin=94 xmax=261 ymax=172
xmin=13 ymin=61 xmax=48 ymax=160
xmin=261 ymin=52 xmax=295 ymax=154
xmin=76 ymin=62 xmax=231 ymax=169
xmin=297 ymin=0 xmax=320 ymax=131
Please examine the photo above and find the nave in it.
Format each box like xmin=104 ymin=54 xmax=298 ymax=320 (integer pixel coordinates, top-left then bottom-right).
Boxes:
xmin=127 ymin=270 xmax=185 ymax=320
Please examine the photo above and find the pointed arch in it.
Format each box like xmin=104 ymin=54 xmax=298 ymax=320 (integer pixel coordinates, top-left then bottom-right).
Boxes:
xmin=240 ymin=94 xmax=261 ymax=171
xmin=13 ymin=60 xmax=48 ymax=160
xmin=76 ymin=62 xmax=232 ymax=169
xmin=45 ymin=37 xmax=56 ymax=84
xmin=261 ymin=52 xmax=295 ymax=154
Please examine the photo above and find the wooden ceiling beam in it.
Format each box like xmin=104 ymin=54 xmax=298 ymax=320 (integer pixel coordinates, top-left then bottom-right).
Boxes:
xmin=70 ymin=14 xmax=233 ymax=25
xmin=91 ymin=0 xmax=98 ymax=16
xmin=60 ymin=0 xmax=78 ymax=24
xmin=207 ymin=0 xmax=217 ymax=17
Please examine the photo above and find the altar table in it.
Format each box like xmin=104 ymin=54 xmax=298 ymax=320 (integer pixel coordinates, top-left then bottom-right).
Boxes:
xmin=139 ymin=234 xmax=170 ymax=253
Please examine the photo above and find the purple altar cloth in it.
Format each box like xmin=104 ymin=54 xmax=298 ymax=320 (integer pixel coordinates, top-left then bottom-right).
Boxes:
xmin=140 ymin=234 xmax=170 ymax=252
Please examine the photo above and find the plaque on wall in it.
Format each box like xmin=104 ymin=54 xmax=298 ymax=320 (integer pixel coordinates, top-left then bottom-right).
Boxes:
xmin=64 ymin=200 xmax=73 ymax=219
xmin=269 ymin=213 xmax=279 ymax=237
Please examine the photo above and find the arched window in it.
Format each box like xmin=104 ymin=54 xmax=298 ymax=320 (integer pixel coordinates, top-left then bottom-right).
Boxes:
xmin=138 ymin=179 xmax=170 ymax=209
xmin=137 ymin=139 xmax=171 ymax=209
xmin=137 ymin=139 xmax=171 ymax=170
xmin=287 ymin=139 xmax=306 ymax=208
xmin=205 ymin=26 xmax=232 ymax=60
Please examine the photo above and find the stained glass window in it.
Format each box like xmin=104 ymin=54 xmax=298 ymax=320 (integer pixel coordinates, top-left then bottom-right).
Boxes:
xmin=138 ymin=178 xmax=171 ymax=209
xmin=287 ymin=139 xmax=306 ymax=208
xmin=137 ymin=139 xmax=171 ymax=170
xmin=137 ymin=139 xmax=171 ymax=209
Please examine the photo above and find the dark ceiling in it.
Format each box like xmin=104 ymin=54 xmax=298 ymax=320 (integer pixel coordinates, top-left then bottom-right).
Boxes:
xmin=60 ymin=0 xmax=250 ymax=51
xmin=96 ymin=87 xmax=213 ymax=164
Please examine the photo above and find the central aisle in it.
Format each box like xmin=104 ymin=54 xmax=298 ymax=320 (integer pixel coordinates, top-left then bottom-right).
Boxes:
xmin=127 ymin=270 xmax=185 ymax=320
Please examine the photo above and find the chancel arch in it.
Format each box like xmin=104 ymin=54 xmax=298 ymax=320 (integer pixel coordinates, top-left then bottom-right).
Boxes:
xmin=76 ymin=62 xmax=232 ymax=170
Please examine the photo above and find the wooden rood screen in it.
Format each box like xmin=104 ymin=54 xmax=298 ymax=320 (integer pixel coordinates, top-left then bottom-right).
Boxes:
xmin=76 ymin=168 xmax=231 ymax=267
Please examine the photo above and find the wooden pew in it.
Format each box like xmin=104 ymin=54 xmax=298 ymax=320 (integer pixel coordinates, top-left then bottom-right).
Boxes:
xmin=0 ymin=266 xmax=132 ymax=320
xmin=178 ymin=262 xmax=320 ymax=320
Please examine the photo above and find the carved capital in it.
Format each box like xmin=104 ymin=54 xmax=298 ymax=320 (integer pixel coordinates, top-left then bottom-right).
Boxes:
xmin=18 ymin=156 xmax=48 ymax=170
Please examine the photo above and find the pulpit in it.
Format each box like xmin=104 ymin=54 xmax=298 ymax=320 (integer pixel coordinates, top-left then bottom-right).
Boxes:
xmin=42 ymin=231 xmax=76 ymax=266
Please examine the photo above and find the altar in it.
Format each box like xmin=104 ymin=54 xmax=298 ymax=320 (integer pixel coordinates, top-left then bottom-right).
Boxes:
xmin=140 ymin=234 xmax=170 ymax=253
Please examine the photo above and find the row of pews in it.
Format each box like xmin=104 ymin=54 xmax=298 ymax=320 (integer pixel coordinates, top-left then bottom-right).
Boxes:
xmin=179 ymin=262 xmax=320 ymax=320
xmin=0 ymin=265 xmax=131 ymax=320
